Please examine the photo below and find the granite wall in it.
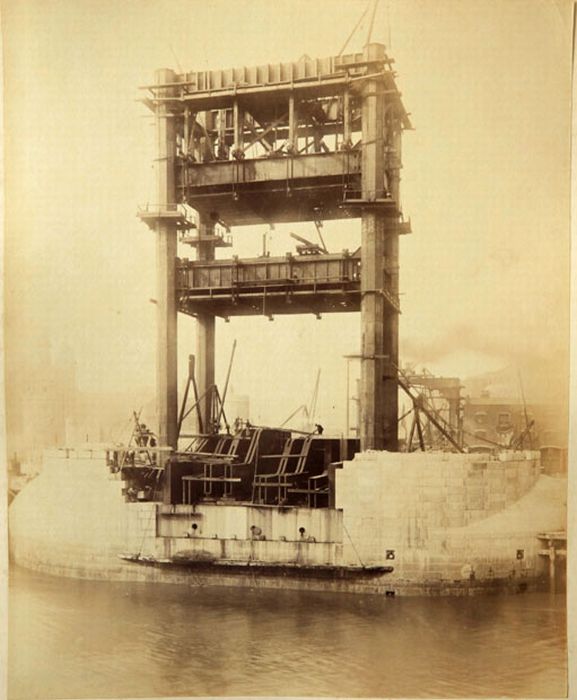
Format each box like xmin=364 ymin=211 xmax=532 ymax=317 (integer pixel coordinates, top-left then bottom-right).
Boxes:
xmin=335 ymin=450 xmax=565 ymax=586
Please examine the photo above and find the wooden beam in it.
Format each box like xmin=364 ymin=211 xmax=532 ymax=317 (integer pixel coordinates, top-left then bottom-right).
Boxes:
xmin=240 ymin=112 xmax=288 ymax=155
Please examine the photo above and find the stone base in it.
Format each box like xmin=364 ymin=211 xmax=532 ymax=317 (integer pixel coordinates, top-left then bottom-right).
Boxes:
xmin=9 ymin=448 xmax=566 ymax=597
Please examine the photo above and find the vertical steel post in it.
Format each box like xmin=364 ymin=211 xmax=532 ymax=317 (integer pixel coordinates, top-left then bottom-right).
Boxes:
xmin=343 ymin=88 xmax=351 ymax=147
xmin=196 ymin=217 xmax=216 ymax=432
xmin=155 ymin=68 xmax=178 ymax=451
xmin=548 ymin=539 xmax=556 ymax=586
xmin=233 ymin=99 xmax=244 ymax=158
xmin=386 ymin=113 xmax=402 ymax=451
xmin=345 ymin=357 xmax=351 ymax=438
xmin=217 ymin=109 xmax=227 ymax=158
xmin=288 ymin=95 xmax=298 ymax=153
xmin=360 ymin=43 xmax=398 ymax=451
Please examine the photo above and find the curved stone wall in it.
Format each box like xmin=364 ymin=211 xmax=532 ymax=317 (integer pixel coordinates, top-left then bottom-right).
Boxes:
xmin=335 ymin=451 xmax=566 ymax=585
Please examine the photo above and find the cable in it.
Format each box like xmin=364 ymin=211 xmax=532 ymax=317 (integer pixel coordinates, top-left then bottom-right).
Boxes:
xmin=366 ymin=0 xmax=380 ymax=45
xmin=338 ymin=1 xmax=371 ymax=56
xmin=343 ymin=522 xmax=365 ymax=568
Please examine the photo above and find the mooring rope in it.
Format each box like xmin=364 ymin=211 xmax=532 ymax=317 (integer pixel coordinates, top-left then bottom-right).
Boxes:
xmin=343 ymin=521 xmax=365 ymax=568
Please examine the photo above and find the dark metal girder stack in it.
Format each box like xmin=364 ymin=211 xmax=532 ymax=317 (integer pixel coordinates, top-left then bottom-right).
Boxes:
xmin=176 ymin=250 xmax=403 ymax=318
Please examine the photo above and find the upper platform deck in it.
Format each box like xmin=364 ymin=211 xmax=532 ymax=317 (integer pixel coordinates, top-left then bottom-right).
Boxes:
xmin=141 ymin=45 xmax=410 ymax=227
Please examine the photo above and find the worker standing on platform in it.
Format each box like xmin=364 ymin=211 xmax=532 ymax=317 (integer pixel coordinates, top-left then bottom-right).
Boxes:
xmin=136 ymin=423 xmax=157 ymax=448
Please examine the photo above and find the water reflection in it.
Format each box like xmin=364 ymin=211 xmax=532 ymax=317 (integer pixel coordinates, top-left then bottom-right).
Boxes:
xmin=8 ymin=567 xmax=566 ymax=699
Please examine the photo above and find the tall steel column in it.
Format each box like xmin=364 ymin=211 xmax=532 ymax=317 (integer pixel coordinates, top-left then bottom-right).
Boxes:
xmin=155 ymin=68 xmax=178 ymax=450
xmin=360 ymin=43 xmax=399 ymax=451
xmin=196 ymin=217 xmax=216 ymax=432
xmin=384 ymin=99 xmax=402 ymax=451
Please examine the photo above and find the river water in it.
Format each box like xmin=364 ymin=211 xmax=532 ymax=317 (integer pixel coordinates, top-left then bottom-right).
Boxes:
xmin=8 ymin=567 xmax=567 ymax=699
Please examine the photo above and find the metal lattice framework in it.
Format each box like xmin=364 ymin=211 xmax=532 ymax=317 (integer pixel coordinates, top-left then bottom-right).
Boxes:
xmin=141 ymin=49 xmax=410 ymax=225
xmin=140 ymin=43 xmax=410 ymax=452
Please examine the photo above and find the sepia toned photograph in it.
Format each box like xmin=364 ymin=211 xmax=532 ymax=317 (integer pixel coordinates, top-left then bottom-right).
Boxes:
xmin=2 ymin=0 xmax=573 ymax=698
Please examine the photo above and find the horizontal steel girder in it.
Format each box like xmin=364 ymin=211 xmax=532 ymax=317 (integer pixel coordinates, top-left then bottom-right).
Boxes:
xmin=179 ymin=151 xmax=367 ymax=225
xmin=176 ymin=251 xmax=400 ymax=318
xmin=177 ymin=153 xmax=400 ymax=226
xmin=181 ymin=151 xmax=361 ymax=190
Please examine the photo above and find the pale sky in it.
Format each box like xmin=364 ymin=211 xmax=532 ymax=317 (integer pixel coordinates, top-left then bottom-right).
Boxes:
xmin=3 ymin=0 xmax=573 ymax=436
